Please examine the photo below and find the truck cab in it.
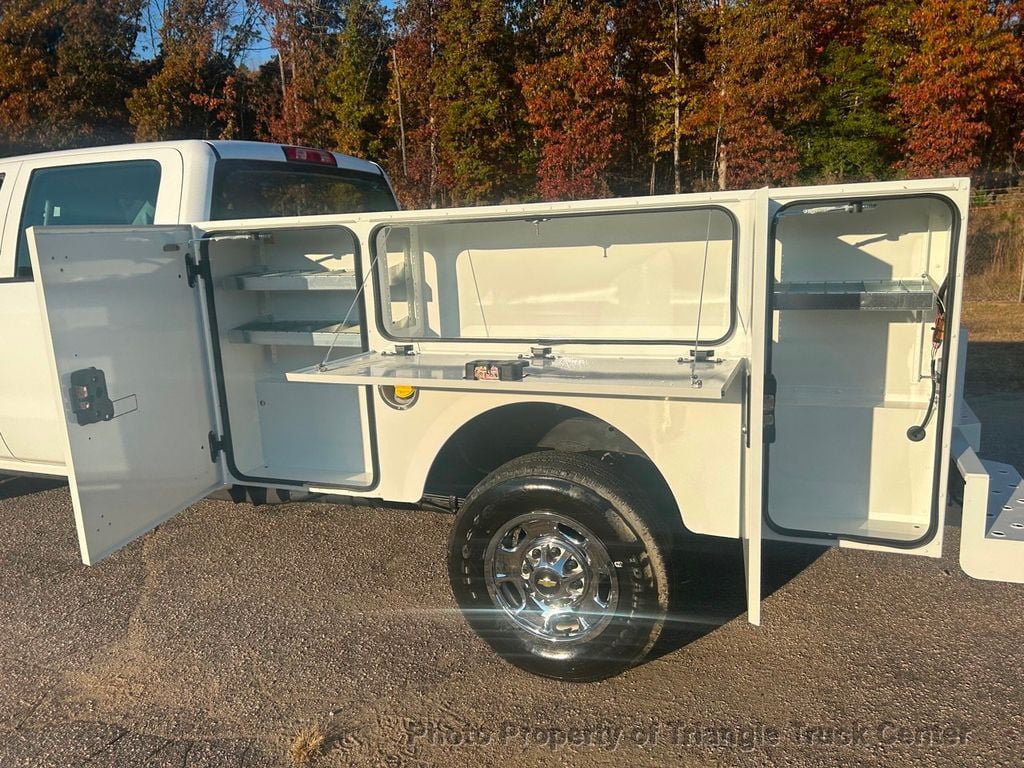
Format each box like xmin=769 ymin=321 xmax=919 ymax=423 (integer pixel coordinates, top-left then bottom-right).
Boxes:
xmin=0 ymin=140 xmax=397 ymax=476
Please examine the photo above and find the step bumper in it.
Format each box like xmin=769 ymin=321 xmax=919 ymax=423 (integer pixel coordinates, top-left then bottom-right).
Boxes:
xmin=955 ymin=429 xmax=1024 ymax=582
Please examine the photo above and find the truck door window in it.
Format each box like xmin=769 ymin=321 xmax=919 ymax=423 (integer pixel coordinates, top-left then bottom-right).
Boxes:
xmin=15 ymin=160 xmax=162 ymax=278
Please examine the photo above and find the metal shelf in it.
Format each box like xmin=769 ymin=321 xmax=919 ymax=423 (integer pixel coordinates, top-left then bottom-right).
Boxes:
xmin=228 ymin=319 xmax=362 ymax=348
xmin=773 ymin=279 xmax=936 ymax=311
xmin=223 ymin=269 xmax=357 ymax=291
xmin=288 ymin=352 xmax=745 ymax=401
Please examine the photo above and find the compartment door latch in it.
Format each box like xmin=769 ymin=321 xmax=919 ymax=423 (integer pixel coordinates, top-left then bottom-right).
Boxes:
xmin=207 ymin=431 xmax=225 ymax=463
xmin=69 ymin=367 xmax=115 ymax=426
xmin=764 ymin=374 xmax=778 ymax=445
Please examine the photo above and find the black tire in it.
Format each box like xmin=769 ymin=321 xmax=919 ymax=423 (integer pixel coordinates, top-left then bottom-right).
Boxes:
xmin=448 ymin=451 xmax=671 ymax=681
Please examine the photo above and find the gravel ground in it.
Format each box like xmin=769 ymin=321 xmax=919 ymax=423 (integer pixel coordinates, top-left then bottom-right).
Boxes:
xmin=0 ymin=393 xmax=1021 ymax=768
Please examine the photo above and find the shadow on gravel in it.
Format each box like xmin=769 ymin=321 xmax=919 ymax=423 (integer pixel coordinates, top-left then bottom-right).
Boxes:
xmin=964 ymin=340 xmax=1024 ymax=398
xmin=0 ymin=474 xmax=66 ymax=501
xmin=648 ymin=537 xmax=825 ymax=663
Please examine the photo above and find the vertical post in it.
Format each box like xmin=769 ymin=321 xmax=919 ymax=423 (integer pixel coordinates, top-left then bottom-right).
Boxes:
xmin=1017 ymin=241 xmax=1023 ymax=303
xmin=743 ymin=188 xmax=771 ymax=627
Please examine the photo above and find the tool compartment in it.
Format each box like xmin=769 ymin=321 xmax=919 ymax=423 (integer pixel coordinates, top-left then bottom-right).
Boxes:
xmin=766 ymin=196 xmax=957 ymax=544
xmin=203 ymin=226 xmax=374 ymax=488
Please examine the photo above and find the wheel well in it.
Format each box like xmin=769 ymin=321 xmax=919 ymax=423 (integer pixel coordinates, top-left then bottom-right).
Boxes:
xmin=423 ymin=403 xmax=678 ymax=522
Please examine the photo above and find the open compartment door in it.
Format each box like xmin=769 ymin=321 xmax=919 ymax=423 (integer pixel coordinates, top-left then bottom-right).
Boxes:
xmin=761 ymin=183 xmax=968 ymax=552
xmin=28 ymin=225 xmax=223 ymax=565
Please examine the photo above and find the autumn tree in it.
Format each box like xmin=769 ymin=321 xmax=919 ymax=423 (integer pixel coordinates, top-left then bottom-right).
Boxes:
xmin=386 ymin=0 xmax=446 ymax=207
xmin=639 ymin=0 xmax=705 ymax=193
xmin=0 ymin=0 xmax=144 ymax=153
xmin=257 ymin=0 xmax=346 ymax=147
xmin=518 ymin=0 xmax=623 ymax=200
xmin=127 ymin=0 xmax=258 ymax=140
xmin=0 ymin=0 xmax=66 ymax=153
xmin=52 ymin=1 xmax=145 ymax=144
xmin=687 ymin=0 xmax=817 ymax=189
xmin=601 ymin=0 xmax=655 ymax=194
xmin=895 ymin=0 xmax=1023 ymax=179
xmin=797 ymin=0 xmax=909 ymax=182
xmin=433 ymin=0 xmax=525 ymax=203
xmin=328 ymin=0 xmax=392 ymax=159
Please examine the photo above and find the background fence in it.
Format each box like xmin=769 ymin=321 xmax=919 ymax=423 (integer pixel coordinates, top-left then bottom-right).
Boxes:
xmin=967 ymin=189 xmax=1024 ymax=303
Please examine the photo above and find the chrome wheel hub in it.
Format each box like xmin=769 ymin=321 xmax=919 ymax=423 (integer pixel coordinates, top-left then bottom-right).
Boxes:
xmin=484 ymin=512 xmax=618 ymax=642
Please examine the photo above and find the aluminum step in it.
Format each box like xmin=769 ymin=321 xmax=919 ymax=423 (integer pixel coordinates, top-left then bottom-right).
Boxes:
xmin=955 ymin=430 xmax=1024 ymax=583
xmin=984 ymin=461 xmax=1024 ymax=542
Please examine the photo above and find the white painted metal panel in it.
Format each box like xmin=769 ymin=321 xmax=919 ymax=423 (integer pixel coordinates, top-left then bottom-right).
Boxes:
xmin=357 ymin=386 xmax=745 ymax=538
xmin=742 ymin=188 xmax=771 ymax=626
xmin=28 ymin=225 xmax=222 ymax=565
xmin=0 ymin=146 xmax=185 ymax=471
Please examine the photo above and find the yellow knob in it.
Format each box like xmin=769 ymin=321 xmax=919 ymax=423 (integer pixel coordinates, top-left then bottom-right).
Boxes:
xmin=393 ymin=385 xmax=416 ymax=400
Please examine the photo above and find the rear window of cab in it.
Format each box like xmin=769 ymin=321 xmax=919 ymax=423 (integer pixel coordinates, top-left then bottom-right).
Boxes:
xmin=210 ymin=160 xmax=398 ymax=220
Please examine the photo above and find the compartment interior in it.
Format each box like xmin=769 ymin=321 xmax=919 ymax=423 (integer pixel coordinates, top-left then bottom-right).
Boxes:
xmin=767 ymin=197 xmax=955 ymax=542
xmin=374 ymin=208 xmax=737 ymax=344
xmin=205 ymin=226 xmax=372 ymax=487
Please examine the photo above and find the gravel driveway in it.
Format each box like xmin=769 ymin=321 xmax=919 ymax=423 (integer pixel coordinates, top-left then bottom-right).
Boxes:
xmin=0 ymin=392 xmax=1021 ymax=767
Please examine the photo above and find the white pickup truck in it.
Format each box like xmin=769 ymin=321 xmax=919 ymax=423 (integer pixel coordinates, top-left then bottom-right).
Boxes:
xmin=2 ymin=141 xmax=1022 ymax=681
xmin=0 ymin=140 xmax=397 ymax=475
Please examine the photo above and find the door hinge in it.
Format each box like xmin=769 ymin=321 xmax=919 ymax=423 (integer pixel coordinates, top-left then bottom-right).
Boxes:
xmin=208 ymin=431 xmax=226 ymax=463
xmin=185 ymin=253 xmax=201 ymax=287
xmin=764 ymin=374 xmax=778 ymax=445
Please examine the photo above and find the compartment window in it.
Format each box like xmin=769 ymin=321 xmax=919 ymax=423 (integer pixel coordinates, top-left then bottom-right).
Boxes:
xmin=374 ymin=208 xmax=736 ymax=343
xmin=15 ymin=160 xmax=162 ymax=278
xmin=210 ymin=160 xmax=398 ymax=220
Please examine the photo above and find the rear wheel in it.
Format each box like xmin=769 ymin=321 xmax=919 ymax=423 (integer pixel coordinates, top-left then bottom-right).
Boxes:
xmin=448 ymin=452 xmax=671 ymax=681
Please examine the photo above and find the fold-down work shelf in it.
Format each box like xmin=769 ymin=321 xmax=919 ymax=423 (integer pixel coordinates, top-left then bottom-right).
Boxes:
xmin=287 ymin=352 xmax=745 ymax=401
xmin=773 ymin=279 xmax=936 ymax=311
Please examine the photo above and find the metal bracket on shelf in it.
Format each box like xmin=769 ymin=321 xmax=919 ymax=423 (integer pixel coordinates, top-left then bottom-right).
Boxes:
xmin=520 ymin=345 xmax=555 ymax=362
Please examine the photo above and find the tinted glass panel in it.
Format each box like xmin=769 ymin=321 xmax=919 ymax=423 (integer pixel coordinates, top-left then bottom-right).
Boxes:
xmin=16 ymin=160 xmax=162 ymax=277
xmin=210 ymin=160 xmax=397 ymax=220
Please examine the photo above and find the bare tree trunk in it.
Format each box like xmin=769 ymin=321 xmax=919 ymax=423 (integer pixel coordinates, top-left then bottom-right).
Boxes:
xmin=290 ymin=41 xmax=298 ymax=143
xmin=277 ymin=50 xmax=288 ymax=141
xmin=672 ymin=1 xmax=681 ymax=195
xmin=1018 ymin=242 xmax=1024 ymax=303
xmin=392 ymin=49 xmax=408 ymax=177
xmin=711 ymin=0 xmax=726 ymax=191
xmin=429 ymin=115 xmax=437 ymax=207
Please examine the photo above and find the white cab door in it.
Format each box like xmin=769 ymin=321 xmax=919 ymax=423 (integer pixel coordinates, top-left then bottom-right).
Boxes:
xmin=28 ymin=225 xmax=223 ymax=564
